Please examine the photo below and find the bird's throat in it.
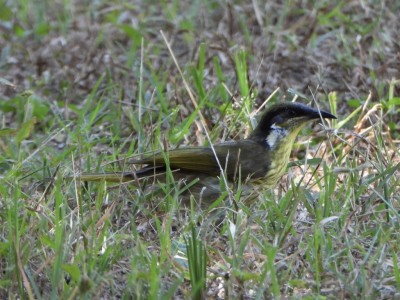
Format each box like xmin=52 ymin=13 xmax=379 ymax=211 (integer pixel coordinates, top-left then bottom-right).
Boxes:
xmin=260 ymin=123 xmax=307 ymax=187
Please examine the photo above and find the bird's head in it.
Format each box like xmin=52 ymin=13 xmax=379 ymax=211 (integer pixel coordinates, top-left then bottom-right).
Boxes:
xmin=249 ymin=102 xmax=336 ymax=149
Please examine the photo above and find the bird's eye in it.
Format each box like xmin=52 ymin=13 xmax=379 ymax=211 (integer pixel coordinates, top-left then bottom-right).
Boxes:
xmin=273 ymin=116 xmax=284 ymax=124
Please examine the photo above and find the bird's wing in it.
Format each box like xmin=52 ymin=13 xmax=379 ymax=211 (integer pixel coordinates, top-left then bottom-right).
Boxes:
xmin=130 ymin=144 xmax=236 ymax=176
xmin=129 ymin=140 xmax=270 ymax=179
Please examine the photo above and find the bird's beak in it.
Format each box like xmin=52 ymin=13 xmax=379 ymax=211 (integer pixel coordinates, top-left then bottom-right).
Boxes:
xmin=316 ymin=109 xmax=337 ymax=120
xmin=287 ymin=109 xmax=336 ymax=131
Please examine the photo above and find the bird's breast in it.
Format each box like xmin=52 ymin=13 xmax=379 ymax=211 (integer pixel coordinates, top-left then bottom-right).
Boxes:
xmin=252 ymin=135 xmax=296 ymax=188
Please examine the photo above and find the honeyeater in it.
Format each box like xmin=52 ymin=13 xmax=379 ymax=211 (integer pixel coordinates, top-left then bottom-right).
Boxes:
xmin=73 ymin=102 xmax=336 ymax=205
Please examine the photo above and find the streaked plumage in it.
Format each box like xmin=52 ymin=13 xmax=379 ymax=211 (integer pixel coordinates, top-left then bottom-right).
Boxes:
xmin=74 ymin=102 xmax=336 ymax=206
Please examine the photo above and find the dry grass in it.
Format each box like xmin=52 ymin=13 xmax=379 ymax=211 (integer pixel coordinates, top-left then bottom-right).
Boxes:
xmin=1 ymin=0 xmax=400 ymax=298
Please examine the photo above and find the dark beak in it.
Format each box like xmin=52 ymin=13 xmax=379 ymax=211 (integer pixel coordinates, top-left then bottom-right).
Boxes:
xmin=310 ymin=108 xmax=337 ymax=120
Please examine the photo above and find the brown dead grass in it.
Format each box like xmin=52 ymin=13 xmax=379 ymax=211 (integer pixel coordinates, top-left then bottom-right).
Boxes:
xmin=2 ymin=0 xmax=400 ymax=298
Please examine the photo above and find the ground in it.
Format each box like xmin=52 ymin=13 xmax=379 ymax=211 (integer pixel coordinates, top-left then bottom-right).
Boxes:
xmin=1 ymin=1 xmax=400 ymax=299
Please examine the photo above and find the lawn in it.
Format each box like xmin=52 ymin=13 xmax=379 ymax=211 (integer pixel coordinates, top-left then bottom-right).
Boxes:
xmin=1 ymin=1 xmax=399 ymax=298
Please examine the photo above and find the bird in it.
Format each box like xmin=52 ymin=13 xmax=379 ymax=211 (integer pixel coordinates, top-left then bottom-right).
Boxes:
xmin=73 ymin=102 xmax=336 ymax=206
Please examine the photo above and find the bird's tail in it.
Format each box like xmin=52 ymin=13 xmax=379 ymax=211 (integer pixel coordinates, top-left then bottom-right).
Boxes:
xmin=67 ymin=172 xmax=138 ymax=183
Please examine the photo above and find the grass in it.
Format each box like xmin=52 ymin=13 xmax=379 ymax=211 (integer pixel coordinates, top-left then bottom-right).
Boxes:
xmin=1 ymin=0 xmax=400 ymax=298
